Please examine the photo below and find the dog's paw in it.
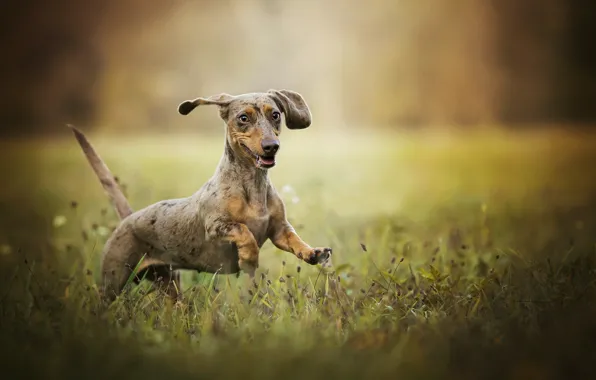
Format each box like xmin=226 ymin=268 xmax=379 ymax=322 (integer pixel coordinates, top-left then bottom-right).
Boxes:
xmin=304 ymin=247 xmax=332 ymax=265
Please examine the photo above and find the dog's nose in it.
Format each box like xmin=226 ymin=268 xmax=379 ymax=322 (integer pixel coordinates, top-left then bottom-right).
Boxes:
xmin=261 ymin=140 xmax=280 ymax=155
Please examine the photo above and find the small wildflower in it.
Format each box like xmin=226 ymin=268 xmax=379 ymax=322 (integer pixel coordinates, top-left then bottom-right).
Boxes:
xmin=391 ymin=257 xmax=396 ymax=264
xmin=297 ymin=266 xmax=301 ymax=273
xmin=97 ymin=226 xmax=110 ymax=237
xmin=360 ymin=243 xmax=367 ymax=252
xmin=279 ymin=277 xmax=286 ymax=283
xmin=53 ymin=215 xmax=67 ymax=228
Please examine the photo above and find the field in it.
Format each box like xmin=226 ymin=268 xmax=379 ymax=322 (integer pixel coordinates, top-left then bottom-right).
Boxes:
xmin=2 ymin=127 xmax=596 ymax=379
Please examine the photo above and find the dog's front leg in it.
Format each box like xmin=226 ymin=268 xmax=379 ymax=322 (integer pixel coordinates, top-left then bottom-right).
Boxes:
xmin=268 ymin=194 xmax=332 ymax=265
xmin=208 ymin=221 xmax=260 ymax=279
xmin=269 ymin=221 xmax=332 ymax=265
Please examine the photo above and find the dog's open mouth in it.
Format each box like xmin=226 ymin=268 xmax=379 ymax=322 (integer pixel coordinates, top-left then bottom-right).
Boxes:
xmin=241 ymin=144 xmax=276 ymax=169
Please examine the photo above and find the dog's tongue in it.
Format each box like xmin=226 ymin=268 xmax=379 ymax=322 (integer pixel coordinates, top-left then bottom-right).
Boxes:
xmin=259 ymin=156 xmax=275 ymax=165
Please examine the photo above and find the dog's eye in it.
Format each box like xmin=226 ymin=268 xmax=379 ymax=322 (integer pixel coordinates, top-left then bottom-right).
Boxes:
xmin=238 ymin=114 xmax=249 ymax=123
xmin=272 ymin=111 xmax=281 ymax=121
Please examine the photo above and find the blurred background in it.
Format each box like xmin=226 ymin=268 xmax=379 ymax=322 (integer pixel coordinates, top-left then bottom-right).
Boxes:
xmin=1 ymin=0 xmax=595 ymax=136
xmin=1 ymin=0 xmax=596 ymax=261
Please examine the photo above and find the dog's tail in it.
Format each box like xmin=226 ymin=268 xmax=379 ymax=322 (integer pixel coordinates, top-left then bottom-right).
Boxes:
xmin=68 ymin=124 xmax=134 ymax=220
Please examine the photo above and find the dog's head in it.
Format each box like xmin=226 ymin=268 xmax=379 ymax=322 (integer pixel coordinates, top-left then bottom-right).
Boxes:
xmin=178 ymin=90 xmax=311 ymax=170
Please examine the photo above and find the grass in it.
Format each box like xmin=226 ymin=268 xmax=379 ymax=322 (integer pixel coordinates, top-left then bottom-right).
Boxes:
xmin=2 ymin=126 xmax=596 ymax=379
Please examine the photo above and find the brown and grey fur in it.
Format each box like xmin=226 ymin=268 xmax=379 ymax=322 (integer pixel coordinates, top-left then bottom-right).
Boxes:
xmin=70 ymin=89 xmax=332 ymax=304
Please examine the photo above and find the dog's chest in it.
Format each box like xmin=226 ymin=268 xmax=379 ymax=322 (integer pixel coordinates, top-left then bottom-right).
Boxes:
xmin=243 ymin=205 xmax=270 ymax=246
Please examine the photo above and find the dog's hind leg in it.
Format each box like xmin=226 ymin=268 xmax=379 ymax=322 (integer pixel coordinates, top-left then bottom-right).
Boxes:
xmin=100 ymin=228 xmax=183 ymax=303
xmin=99 ymin=223 xmax=148 ymax=304
xmin=136 ymin=265 xmax=182 ymax=301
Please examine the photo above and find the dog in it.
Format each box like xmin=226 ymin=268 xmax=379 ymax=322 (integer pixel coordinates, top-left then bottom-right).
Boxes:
xmin=70 ymin=89 xmax=332 ymax=303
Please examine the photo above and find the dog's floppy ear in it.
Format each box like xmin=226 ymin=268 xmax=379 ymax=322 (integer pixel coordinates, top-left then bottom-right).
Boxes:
xmin=178 ymin=93 xmax=235 ymax=115
xmin=267 ymin=89 xmax=312 ymax=129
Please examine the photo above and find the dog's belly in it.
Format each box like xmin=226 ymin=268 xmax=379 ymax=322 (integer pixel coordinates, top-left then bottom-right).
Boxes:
xmin=162 ymin=241 xmax=240 ymax=274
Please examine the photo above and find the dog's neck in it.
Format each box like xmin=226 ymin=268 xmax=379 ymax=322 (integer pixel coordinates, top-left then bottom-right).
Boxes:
xmin=215 ymin=139 xmax=269 ymax=199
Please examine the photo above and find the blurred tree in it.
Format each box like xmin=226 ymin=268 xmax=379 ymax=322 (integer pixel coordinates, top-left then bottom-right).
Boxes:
xmin=1 ymin=0 xmax=595 ymax=136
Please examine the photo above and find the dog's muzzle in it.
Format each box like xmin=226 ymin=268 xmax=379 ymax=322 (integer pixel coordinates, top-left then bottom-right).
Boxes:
xmin=241 ymin=144 xmax=277 ymax=169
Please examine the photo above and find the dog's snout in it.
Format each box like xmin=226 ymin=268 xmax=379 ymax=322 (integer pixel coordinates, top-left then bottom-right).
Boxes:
xmin=261 ymin=140 xmax=280 ymax=155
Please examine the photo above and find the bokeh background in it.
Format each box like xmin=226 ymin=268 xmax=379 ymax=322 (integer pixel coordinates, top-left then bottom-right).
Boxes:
xmin=2 ymin=0 xmax=596 ymax=136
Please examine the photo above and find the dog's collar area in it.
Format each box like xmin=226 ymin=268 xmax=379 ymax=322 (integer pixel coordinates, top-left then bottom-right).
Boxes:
xmin=241 ymin=144 xmax=276 ymax=169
